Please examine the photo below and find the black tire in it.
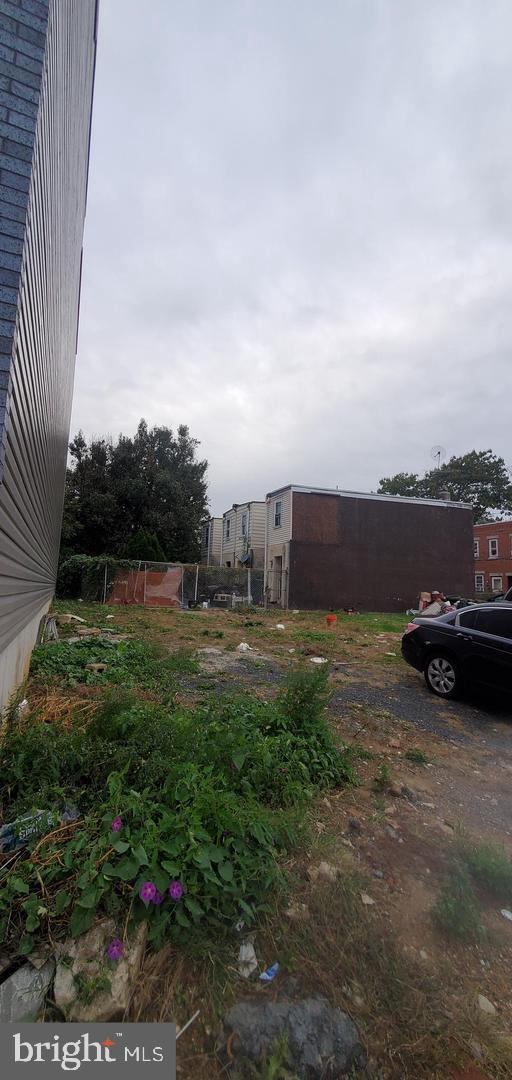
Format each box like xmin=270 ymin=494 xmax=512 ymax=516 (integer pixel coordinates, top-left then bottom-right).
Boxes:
xmin=424 ymin=653 xmax=461 ymax=699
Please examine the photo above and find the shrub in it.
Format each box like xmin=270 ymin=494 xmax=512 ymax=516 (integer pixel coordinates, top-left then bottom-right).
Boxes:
xmin=432 ymin=863 xmax=483 ymax=939
xmin=457 ymin=837 xmax=512 ymax=903
xmin=0 ymin=667 xmax=358 ymax=955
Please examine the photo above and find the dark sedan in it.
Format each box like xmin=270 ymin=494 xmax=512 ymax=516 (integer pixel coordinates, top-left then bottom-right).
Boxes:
xmin=401 ymin=603 xmax=512 ymax=699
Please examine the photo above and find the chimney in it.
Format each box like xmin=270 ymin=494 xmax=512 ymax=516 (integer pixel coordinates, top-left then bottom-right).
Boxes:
xmin=439 ymin=489 xmax=451 ymax=501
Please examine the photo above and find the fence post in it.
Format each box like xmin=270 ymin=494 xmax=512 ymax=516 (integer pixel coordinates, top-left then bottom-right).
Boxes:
xmin=247 ymin=566 xmax=252 ymax=605
xmin=102 ymin=562 xmax=108 ymax=604
xmin=143 ymin=563 xmax=147 ymax=606
xmin=194 ymin=563 xmax=199 ymax=603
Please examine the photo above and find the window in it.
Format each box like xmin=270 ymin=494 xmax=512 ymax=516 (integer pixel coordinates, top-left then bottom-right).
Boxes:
xmin=225 ymin=560 xmax=231 ymax=568
xmin=274 ymin=500 xmax=282 ymax=528
xmin=474 ymin=573 xmax=484 ymax=592
xmin=473 ymin=539 xmax=479 ymax=558
xmin=488 ymin=538 xmax=498 ymax=558
xmin=474 ymin=609 xmax=512 ymax=640
xmin=241 ymin=512 xmax=247 ymax=537
xmin=491 ymin=576 xmax=503 ymax=593
xmin=225 ymin=518 xmax=231 ymax=540
xmin=459 ymin=609 xmax=479 ymax=629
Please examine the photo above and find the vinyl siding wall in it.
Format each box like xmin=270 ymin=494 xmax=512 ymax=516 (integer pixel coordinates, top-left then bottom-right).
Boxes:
xmin=221 ymin=502 xmax=265 ymax=567
xmin=0 ymin=0 xmax=97 ymax=700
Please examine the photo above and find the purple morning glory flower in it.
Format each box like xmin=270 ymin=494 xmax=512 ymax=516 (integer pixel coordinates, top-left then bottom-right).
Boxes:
xmin=106 ymin=938 xmax=124 ymax=961
xmin=139 ymin=881 xmax=157 ymax=902
xmin=111 ymin=816 xmax=123 ymax=832
xmin=168 ymin=880 xmax=184 ymax=901
xmin=153 ymin=890 xmax=164 ymax=906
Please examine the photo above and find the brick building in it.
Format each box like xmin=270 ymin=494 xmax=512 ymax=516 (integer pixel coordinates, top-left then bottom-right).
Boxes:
xmin=264 ymin=485 xmax=474 ymax=611
xmin=473 ymin=521 xmax=512 ymax=597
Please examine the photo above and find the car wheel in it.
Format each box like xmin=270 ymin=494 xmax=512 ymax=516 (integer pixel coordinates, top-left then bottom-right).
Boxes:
xmin=424 ymin=654 xmax=461 ymax=699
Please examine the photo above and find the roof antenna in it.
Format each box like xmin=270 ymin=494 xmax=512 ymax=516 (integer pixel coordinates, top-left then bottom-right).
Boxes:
xmin=431 ymin=445 xmax=446 ymax=470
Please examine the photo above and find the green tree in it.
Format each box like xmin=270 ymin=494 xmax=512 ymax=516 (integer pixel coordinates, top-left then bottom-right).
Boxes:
xmin=379 ymin=450 xmax=512 ymax=522
xmin=61 ymin=420 xmax=208 ymax=562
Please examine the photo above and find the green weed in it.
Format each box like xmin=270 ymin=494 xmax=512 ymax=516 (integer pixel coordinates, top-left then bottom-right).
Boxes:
xmin=457 ymin=835 xmax=512 ymax=904
xmin=405 ymin=748 xmax=429 ymax=766
xmin=432 ymin=862 xmax=483 ymax=940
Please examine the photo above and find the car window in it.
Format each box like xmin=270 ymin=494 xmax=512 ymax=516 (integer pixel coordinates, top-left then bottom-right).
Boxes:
xmin=458 ymin=610 xmax=479 ymax=629
xmin=473 ymin=610 xmax=512 ymax=640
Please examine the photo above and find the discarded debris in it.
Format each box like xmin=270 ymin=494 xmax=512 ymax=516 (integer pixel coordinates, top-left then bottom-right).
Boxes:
xmin=76 ymin=626 xmax=102 ymax=637
xmin=275 ymin=623 xmax=285 ymax=630
xmin=501 ymin=909 xmax=512 ymax=922
xmin=237 ymin=940 xmax=258 ymax=979
xmin=0 ymin=806 xmax=79 ymax=853
xmin=361 ymin=893 xmax=376 ymax=906
xmin=85 ymin=663 xmax=108 ymax=673
xmin=310 ymin=656 xmax=328 ymax=664
xmin=285 ymin=903 xmax=310 ymax=922
xmin=176 ymin=1009 xmax=201 ymax=1041
xmin=236 ymin=642 xmax=252 ymax=652
xmin=42 ymin=616 xmax=59 ymax=642
xmin=57 ymin=613 xmax=86 ymax=624
xmin=259 ymin=962 xmax=280 ymax=983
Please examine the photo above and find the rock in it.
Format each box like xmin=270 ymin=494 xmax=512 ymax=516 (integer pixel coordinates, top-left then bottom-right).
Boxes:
xmin=285 ymin=903 xmax=310 ymax=922
xmin=388 ymin=783 xmax=402 ymax=798
xmin=317 ymin=861 xmax=338 ymax=883
xmin=389 ymin=738 xmax=401 ymax=749
xmin=222 ymin=997 xmax=365 ymax=1077
xmin=477 ymin=994 xmax=496 ymax=1016
xmin=400 ymin=785 xmax=417 ymax=802
xmin=0 ymin=959 xmax=55 ymax=1021
xmin=85 ymin=663 xmax=108 ymax=672
xmin=361 ymin=893 xmax=376 ymax=906
xmin=419 ymin=949 xmax=428 ymax=962
xmin=76 ymin=627 xmax=102 ymax=637
xmin=54 ymin=919 xmax=146 ymax=1021
xmin=348 ymin=817 xmax=362 ymax=834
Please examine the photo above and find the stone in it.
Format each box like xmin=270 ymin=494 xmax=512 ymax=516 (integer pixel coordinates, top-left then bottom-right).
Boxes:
xmin=237 ymin=939 xmax=258 ymax=979
xmin=85 ymin=663 xmax=108 ymax=672
xmin=76 ymin=626 xmax=102 ymax=637
xmin=285 ymin=903 xmax=310 ymax=922
xmin=348 ymin=817 xmax=362 ymax=834
xmin=400 ymin=785 xmax=417 ymax=802
xmin=54 ymin=919 xmax=146 ymax=1022
xmin=419 ymin=949 xmax=428 ymax=962
xmin=0 ymin=959 xmax=55 ymax=1021
xmin=389 ymin=738 xmax=401 ymax=749
xmin=477 ymin=994 xmax=496 ymax=1016
xmin=388 ymin=783 xmax=402 ymax=798
xmin=317 ymin=861 xmax=338 ymax=883
xmin=222 ymin=997 xmax=365 ymax=1077
xmin=361 ymin=893 xmax=376 ymax=906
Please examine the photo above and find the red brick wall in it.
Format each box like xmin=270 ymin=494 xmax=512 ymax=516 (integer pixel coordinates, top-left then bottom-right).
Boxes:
xmin=473 ymin=521 xmax=512 ymax=595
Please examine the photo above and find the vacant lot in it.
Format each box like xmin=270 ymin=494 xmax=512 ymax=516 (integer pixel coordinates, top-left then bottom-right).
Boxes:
xmin=3 ymin=600 xmax=512 ymax=1079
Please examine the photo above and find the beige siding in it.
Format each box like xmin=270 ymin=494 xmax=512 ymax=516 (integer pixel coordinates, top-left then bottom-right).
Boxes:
xmin=209 ymin=518 xmax=223 ymax=565
xmin=266 ymin=488 xmax=292 ymax=545
xmin=221 ymin=502 xmax=265 ymax=566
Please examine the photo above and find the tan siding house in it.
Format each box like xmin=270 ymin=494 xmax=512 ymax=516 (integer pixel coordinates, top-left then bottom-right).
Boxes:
xmin=265 ymin=487 xmax=293 ymax=604
xmin=221 ymin=502 xmax=266 ymax=567
xmin=200 ymin=517 xmax=223 ymax=566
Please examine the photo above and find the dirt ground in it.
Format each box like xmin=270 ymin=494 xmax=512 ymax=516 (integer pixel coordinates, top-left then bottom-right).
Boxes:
xmin=54 ymin=602 xmax=512 ymax=1077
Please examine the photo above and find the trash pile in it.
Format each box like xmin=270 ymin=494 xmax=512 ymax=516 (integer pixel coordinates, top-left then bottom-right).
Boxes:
xmin=407 ymin=590 xmax=474 ymax=619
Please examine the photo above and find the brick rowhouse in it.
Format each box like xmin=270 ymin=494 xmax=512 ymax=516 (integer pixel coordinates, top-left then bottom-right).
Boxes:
xmin=473 ymin=521 xmax=512 ymax=596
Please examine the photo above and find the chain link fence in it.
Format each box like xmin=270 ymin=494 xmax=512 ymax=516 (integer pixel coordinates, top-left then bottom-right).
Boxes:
xmin=57 ymin=556 xmax=265 ymax=608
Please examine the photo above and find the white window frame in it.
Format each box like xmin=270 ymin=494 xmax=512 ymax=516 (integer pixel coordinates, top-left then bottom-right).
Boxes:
xmin=274 ymin=500 xmax=282 ymax=528
xmin=241 ymin=512 xmax=247 ymax=537
xmin=474 ymin=573 xmax=485 ymax=593
xmin=488 ymin=537 xmax=498 ymax=558
xmin=473 ymin=539 xmax=479 ymax=558
xmin=491 ymin=575 xmax=503 ymax=593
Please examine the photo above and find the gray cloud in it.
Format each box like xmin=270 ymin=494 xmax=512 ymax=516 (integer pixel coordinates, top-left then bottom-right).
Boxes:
xmin=73 ymin=0 xmax=512 ymax=513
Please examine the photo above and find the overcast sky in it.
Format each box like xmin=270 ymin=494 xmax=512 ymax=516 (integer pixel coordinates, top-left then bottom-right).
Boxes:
xmin=73 ymin=0 xmax=512 ymax=515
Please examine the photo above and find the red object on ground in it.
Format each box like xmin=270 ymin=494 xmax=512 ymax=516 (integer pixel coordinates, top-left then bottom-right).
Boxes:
xmin=326 ymin=614 xmax=337 ymax=627
xmin=108 ymin=568 xmax=182 ymax=607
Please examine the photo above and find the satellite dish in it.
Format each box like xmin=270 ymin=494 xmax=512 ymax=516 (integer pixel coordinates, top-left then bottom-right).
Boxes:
xmin=431 ymin=445 xmax=446 ymax=469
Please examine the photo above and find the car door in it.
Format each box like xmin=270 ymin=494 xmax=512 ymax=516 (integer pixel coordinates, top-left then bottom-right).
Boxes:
xmin=459 ymin=608 xmax=512 ymax=691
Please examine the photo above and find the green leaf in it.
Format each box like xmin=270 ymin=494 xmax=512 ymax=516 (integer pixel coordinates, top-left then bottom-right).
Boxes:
xmin=175 ymin=908 xmax=191 ymax=928
xmin=54 ymin=890 xmax=71 ymax=915
xmin=161 ymin=860 xmax=180 ymax=876
xmin=18 ymin=935 xmax=35 ymax=956
xmin=76 ymin=886 xmax=99 ymax=910
xmin=10 ymin=877 xmax=29 ymax=895
xmin=69 ymin=906 xmax=96 ymax=937
xmin=192 ymin=850 xmax=211 ymax=870
xmin=219 ymin=861 xmax=234 ymax=882
xmin=25 ymin=913 xmax=40 ymax=933
xmin=112 ymin=839 xmax=130 ymax=854
xmin=112 ymin=857 xmax=139 ymax=881
xmin=232 ymin=751 xmax=246 ymax=771
xmin=132 ymin=844 xmax=149 ymax=867
xmin=185 ymin=898 xmax=203 ymax=917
